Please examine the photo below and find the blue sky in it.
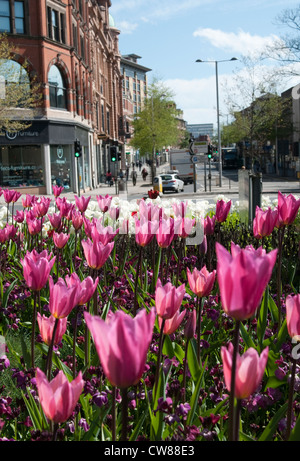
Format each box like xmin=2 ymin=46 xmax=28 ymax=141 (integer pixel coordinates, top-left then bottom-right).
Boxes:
xmin=110 ymin=0 xmax=300 ymax=129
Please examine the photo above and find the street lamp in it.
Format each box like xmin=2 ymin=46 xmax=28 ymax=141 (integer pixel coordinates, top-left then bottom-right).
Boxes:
xmin=196 ymin=57 xmax=237 ymax=187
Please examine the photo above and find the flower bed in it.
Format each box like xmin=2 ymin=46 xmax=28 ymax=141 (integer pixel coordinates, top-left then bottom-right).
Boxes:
xmin=0 ymin=186 xmax=300 ymax=442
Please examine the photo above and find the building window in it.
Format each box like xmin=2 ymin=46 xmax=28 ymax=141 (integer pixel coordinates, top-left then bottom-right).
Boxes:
xmin=48 ymin=65 xmax=67 ymax=110
xmin=47 ymin=6 xmax=66 ymax=44
xmin=15 ymin=1 xmax=24 ymax=33
xmin=0 ymin=0 xmax=25 ymax=34
xmin=101 ymin=104 xmax=105 ymax=131
xmin=0 ymin=59 xmax=30 ymax=106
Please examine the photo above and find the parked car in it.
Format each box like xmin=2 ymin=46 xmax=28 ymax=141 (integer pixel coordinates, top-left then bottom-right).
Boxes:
xmin=158 ymin=173 xmax=184 ymax=193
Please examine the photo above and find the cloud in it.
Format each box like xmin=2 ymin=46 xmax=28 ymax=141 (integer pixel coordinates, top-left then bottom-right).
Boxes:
xmin=193 ymin=28 xmax=279 ymax=57
xmin=117 ymin=20 xmax=138 ymax=34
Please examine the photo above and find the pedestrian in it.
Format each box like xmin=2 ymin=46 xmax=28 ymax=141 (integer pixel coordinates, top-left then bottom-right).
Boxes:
xmin=138 ymin=160 xmax=142 ymax=171
xmin=131 ymin=168 xmax=137 ymax=186
xmin=142 ymin=168 xmax=148 ymax=181
xmin=106 ymin=170 xmax=113 ymax=186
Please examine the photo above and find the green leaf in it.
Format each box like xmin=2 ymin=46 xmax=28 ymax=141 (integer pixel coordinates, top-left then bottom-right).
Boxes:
xmin=289 ymin=411 xmax=300 ymax=441
xmin=187 ymin=356 xmax=208 ymax=426
xmin=258 ymin=402 xmax=288 ymax=441
xmin=21 ymin=389 xmax=48 ymax=432
xmin=239 ymin=322 xmax=256 ymax=350
xmin=129 ymin=410 xmax=146 ymax=441
xmin=186 ymin=338 xmax=201 ymax=382
xmin=257 ymin=287 xmax=269 ymax=350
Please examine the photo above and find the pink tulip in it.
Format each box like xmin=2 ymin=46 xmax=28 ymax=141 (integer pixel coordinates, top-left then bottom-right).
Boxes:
xmin=159 ymin=308 xmax=186 ymax=335
xmin=139 ymin=200 xmax=160 ymax=222
xmin=3 ymin=189 xmax=16 ymax=204
xmin=37 ymin=312 xmax=67 ymax=346
xmin=109 ymin=206 xmax=120 ymax=221
xmin=221 ymin=343 xmax=269 ymax=399
xmin=135 ymin=218 xmax=158 ymax=247
xmin=216 ymin=242 xmax=277 ymax=320
xmin=14 ymin=210 xmax=25 ymax=223
xmin=84 ymin=308 xmax=156 ymax=388
xmin=187 ymin=266 xmax=216 ymax=298
xmin=65 ymin=273 xmax=99 ymax=306
xmin=48 ymin=213 xmax=62 ymax=230
xmin=52 ymin=185 xmax=64 ymax=198
xmin=172 ymin=201 xmax=188 ymax=218
xmin=155 ymin=278 xmax=186 ymax=320
xmin=215 ymin=199 xmax=231 ymax=223
xmin=276 ymin=191 xmax=300 ymax=227
xmin=204 ymin=215 xmax=216 ymax=235
xmin=184 ymin=309 xmax=197 ymax=340
xmin=33 ymin=197 xmax=51 ymax=218
xmin=21 ymin=249 xmax=56 ymax=292
xmin=48 ymin=276 xmax=78 ymax=319
xmin=286 ymin=294 xmax=300 ymax=341
xmin=22 ymin=194 xmax=37 ymax=208
xmin=175 ymin=217 xmax=195 ymax=238
xmin=5 ymin=224 xmax=18 ymax=240
xmin=81 ymin=238 xmax=114 ymax=270
xmin=253 ymin=206 xmax=277 ymax=239
xmin=56 ymin=197 xmax=74 ymax=219
xmin=74 ymin=195 xmax=91 ymax=213
xmin=0 ymin=227 xmax=9 ymax=243
xmin=91 ymin=220 xmax=118 ymax=245
xmin=26 ymin=214 xmax=43 ymax=236
xmin=156 ymin=218 xmax=175 ymax=248
xmin=36 ymin=367 xmax=84 ymax=424
xmin=71 ymin=210 xmax=84 ymax=231
xmin=53 ymin=231 xmax=70 ymax=249
xmin=96 ymin=194 xmax=112 ymax=213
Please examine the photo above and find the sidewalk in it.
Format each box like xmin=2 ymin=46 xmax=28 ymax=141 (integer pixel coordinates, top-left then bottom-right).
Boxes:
xmin=0 ymin=162 xmax=299 ymax=205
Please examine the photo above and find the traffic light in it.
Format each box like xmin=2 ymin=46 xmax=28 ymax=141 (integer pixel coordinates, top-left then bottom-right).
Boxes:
xmin=110 ymin=146 xmax=117 ymax=162
xmin=207 ymin=144 xmax=212 ymax=159
xmin=74 ymin=139 xmax=82 ymax=158
xmin=118 ymin=151 xmax=121 ymax=161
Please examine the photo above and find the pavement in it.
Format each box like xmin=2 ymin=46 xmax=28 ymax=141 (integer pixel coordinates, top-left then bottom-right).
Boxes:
xmin=0 ymin=162 xmax=299 ymax=206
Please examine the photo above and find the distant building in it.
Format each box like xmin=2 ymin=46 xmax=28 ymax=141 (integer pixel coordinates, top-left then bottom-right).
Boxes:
xmin=0 ymin=0 xmax=124 ymax=194
xmin=120 ymin=54 xmax=151 ymax=165
xmin=186 ymin=123 xmax=214 ymax=139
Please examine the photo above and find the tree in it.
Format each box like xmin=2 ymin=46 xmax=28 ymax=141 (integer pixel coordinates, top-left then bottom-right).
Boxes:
xmin=223 ymin=57 xmax=293 ymax=170
xmin=130 ymin=79 xmax=180 ymax=180
xmin=0 ymin=34 xmax=42 ymax=133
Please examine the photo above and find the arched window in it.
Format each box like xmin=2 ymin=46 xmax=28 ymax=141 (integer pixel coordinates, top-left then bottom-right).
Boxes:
xmin=48 ymin=65 xmax=67 ymax=110
xmin=0 ymin=59 xmax=30 ymax=105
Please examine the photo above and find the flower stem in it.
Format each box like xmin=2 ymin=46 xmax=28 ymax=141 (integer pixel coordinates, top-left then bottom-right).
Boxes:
xmin=228 ymin=319 xmax=240 ymax=442
xmin=31 ymin=291 xmax=37 ymax=368
xmin=121 ymin=387 xmax=128 ymax=441
xmin=73 ymin=305 xmax=79 ymax=379
xmin=46 ymin=317 xmax=59 ymax=380
xmin=111 ymin=386 xmax=116 ymax=441
xmin=133 ymin=246 xmax=143 ymax=316
xmin=196 ymin=296 xmax=202 ymax=364
xmin=182 ymin=338 xmax=190 ymax=402
xmin=286 ymin=358 xmax=297 ymax=441
xmin=154 ymin=318 xmax=165 ymax=401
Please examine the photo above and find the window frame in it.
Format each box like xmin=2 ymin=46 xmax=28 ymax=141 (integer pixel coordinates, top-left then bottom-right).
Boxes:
xmin=48 ymin=64 xmax=68 ymax=111
xmin=0 ymin=0 xmax=26 ymax=35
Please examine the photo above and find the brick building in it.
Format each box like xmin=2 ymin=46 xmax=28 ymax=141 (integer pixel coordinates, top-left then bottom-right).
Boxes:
xmin=0 ymin=0 xmax=124 ymax=194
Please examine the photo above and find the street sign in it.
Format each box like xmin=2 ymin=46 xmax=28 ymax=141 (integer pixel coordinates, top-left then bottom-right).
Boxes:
xmin=191 ymin=155 xmax=200 ymax=164
xmin=193 ymin=141 xmax=208 ymax=154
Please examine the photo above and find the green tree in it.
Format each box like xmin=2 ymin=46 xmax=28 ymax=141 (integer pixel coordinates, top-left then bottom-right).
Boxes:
xmin=130 ymin=79 xmax=180 ymax=179
xmin=0 ymin=34 xmax=41 ymax=133
xmin=224 ymin=57 xmax=293 ymax=169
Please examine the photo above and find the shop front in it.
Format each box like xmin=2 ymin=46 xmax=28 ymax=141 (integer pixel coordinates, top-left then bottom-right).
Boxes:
xmin=0 ymin=120 xmax=92 ymax=195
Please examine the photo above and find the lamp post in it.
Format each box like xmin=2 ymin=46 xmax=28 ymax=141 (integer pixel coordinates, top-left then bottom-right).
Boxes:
xmin=196 ymin=57 xmax=237 ymax=187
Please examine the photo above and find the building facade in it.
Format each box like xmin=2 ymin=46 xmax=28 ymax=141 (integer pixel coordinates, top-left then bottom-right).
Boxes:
xmin=0 ymin=0 xmax=124 ymax=194
xmin=186 ymin=123 xmax=214 ymax=140
xmin=120 ymin=54 xmax=151 ymax=167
